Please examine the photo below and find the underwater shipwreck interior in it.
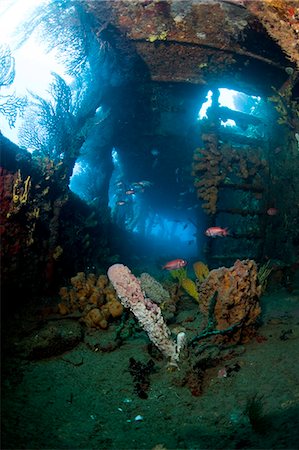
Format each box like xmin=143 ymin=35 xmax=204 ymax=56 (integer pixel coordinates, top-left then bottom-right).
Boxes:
xmin=1 ymin=0 xmax=299 ymax=448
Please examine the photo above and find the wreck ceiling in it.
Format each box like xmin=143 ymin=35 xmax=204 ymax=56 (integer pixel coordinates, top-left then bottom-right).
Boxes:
xmin=84 ymin=0 xmax=298 ymax=95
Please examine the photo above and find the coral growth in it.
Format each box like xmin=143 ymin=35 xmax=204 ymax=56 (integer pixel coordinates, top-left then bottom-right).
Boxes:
xmin=0 ymin=167 xmax=43 ymax=288
xmin=269 ymin=84 xmax=299 ymax=130
xmin=1 ymin=168 xmax=39 ymax=249
xmin=139 ymin=272 xmax=176 ymax=321
xmin=258 ymin=260 xmax=273 ymax=293
xmin=108 ymin=263 xmax=186 ymax=367
xmin=58 ymin=272 xmax=123 ymax=329
xmin=12 ymin=169 xmax=31 ymax=206
xmin=0 ymin=159 xmax=70 ymax=290
xmin=246 ymin=1 xmax=299 ymax=67
xmin=139 ymin=272 xmax=170 ymax=304
xmin=0 ymin=168 xmax=23 ymax=256
xmin=192 ymin=134 xmax=268 ymax=214
xmin=192 ymin=134 xmax=222 ymax=214
xmin=198 ymin=259 xmax=262 ymax=343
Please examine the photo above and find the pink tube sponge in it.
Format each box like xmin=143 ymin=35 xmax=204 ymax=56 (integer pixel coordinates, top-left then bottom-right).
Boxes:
xmin=107 ymin=263 xmax=185 ymax=367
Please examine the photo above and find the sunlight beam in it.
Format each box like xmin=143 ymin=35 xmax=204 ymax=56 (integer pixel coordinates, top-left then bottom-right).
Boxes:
xmin=0 ymin=0 xmax=73 ymax=144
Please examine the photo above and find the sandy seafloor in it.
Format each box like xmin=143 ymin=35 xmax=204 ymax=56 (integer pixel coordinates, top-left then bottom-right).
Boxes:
xmin=2 ymin=286 xmax=299 ymax=450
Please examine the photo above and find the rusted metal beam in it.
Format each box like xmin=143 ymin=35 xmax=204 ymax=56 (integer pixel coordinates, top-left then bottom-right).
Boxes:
xmin=133 ymin=38 xmax=287 ymax=70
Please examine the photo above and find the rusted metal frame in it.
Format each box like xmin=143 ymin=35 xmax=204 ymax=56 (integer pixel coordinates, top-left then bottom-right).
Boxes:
xmin=133 ymin=38 xmax=287 ymax=70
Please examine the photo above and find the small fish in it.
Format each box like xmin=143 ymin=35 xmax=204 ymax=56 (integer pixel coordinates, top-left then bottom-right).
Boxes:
xmin=138 ymin=180 xmax=153 ymax=188
xmin=267 ymin=207 xmax=278 ymax=216
xmin=151 ymin=148 xmax=159 ymax=157
xmin=162 ymin=258 xmax=187 ymax=270
xmin=116 ymin=201 xmax=126 ymax=206
xmin=205 ymin=227 xmax=229 ymax=238
xmin=287 ymin=7 xmax=295 ymax=19
xmin=131 ymin=183 xmax=144 ymax=192
xmin=125 ymin=190 xmax=135 ymax=195
xmin=183 ymin=223 xmax=188 ymax=230
xmin=217 ymin=367 xmax=228 ymax=378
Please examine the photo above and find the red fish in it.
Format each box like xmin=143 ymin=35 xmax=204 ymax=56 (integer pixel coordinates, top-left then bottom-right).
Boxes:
xmin=162 ymin=258 xmax=187 ymax=270
xmin=205 ymin=227 xmax=229 ymax=237
xmin=267 ymin=207 xmax=278 ymax=216
xmin=288 ymin=7 xmax=295 ymax=18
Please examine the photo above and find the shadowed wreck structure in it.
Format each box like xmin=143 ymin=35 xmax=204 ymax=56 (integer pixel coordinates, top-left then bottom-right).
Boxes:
xmin=1 ymin=0 xmax=299 ymax=291
xmin=1 ymin=1 xmax=299 ymax=449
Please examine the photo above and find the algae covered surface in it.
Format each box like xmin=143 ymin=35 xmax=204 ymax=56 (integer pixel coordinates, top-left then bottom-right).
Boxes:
xmin=2 ymin=288 xmax=299 ymax=450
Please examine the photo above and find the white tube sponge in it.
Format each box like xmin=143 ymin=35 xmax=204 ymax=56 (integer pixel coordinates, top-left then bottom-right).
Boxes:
xmin=107 ymin=263 xmax=185 ymax=367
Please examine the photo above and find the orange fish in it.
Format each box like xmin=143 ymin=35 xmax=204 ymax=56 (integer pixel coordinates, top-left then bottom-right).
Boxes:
xmin=267 ymin=207 xmax=278 ymax=216
xmin=162 ymin=259 xmax=187 ymax=270
xmin=205 ymin=227 xmax=229 ymax=237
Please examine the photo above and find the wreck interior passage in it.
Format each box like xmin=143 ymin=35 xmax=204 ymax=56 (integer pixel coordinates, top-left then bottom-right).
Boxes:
xmin=1 ymin=1 xmax=299 ymax=449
